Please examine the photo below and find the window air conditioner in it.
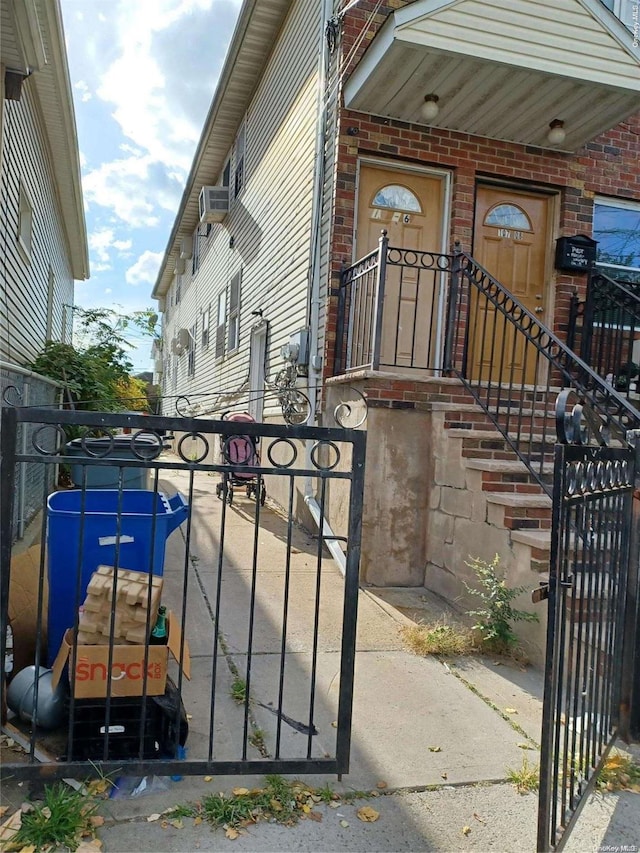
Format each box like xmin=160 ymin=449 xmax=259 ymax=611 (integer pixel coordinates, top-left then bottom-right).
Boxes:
xmin=177 ymin=327 xmax=191 ymax=350
xmin=173 ymin=257 xmax=185 ymax=275
xmin=179 ymin=236 xmax=193 ymax=260
xmin=199 ymin=186 xmax=229 ymax=223
xmin=170 ymin=337 xmax=184 ymax=356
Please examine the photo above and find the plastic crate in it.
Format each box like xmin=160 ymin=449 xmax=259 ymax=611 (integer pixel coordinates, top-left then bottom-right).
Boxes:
xmin=46 ymin=490 xmax=188 ymax=664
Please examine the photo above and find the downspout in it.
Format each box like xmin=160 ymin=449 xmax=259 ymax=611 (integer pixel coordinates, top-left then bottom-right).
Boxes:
xmin=303 ymin=0 xmax=346 ymax=576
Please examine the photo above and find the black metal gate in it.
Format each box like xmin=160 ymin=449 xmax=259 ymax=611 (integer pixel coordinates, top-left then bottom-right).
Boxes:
xmin=0 ymin=405 xmax=365 ymax=783
xmin=537 ymin=406 xmax=639 ymax=851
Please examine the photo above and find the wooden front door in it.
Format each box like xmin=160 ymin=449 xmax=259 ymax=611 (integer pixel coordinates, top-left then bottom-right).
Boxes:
xmin=471 ymin=185 xmax=550 ymax=384
xmin=356 ymin=165 xmax=445 ymax=371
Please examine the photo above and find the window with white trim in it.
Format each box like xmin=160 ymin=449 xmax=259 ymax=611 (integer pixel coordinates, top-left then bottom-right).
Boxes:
xmin=228 ymin=271 xmax=241 ymax=352
xmin=233 ymin=121 xmax=246 ymax=198
xmin=18 ymin=182 xmax=33 ymax=259
xmin=594 ymin=197 xmax=640 ymax=284
xmin=188 ymin=321 xmax=197 ymax=377
xmin=215 ymin=289 xmax=226 ymax=360
xmin=202 ymin=305 xmax=210 ymax=349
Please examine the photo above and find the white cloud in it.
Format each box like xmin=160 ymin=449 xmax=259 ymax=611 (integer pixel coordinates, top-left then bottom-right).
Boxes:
xmin=105 ymin=287 xmax=112 ymax=294
xmin=126 ymin=251 xmax=164 ymax=286
xmin=88 ymin=228 xmax=133 ymax=266
xmin=74 ymin=80 xmax=92 ymax=102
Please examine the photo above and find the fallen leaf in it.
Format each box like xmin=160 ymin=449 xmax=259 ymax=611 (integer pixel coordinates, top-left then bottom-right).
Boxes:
xmin=41 ymin=807 xmax=52 ymax=820
xmin=441 ymin=773 xmax=448 ymax=780
xmin=0 ymin=810 xmax=22 ymax=846
xmin=147 ymin=814 xmax=161 ymax=822
xmin=77 ymin=842 xmax=103 ymax=853
xmin=225 ymin=827 xmax=239 ymax=840
xmin=517 ymin=743 xmax=535 ymax=750
xmin=17 ymin=846 xmax=36 ymax=853
xmin=331 ymin=721 xmax=338 ymax=728
xmin=194 ymin=816 xmax=203 ymax=826
xmin=160 ymin=820 xmax=169 ymax=830
xmin=204 ymin=776 xmax=213 ymax=783
xmin=340 ymin=820 xmax=349 ymax=828
xmin=87 ymin=780 xmax=109 ymax=796
xmin=90 ymin=815 xmax=105 ymax=828
xmin=428 ymin=746 xmax=442 ymax=753
xmin=0 ymin=808 xmax=7 ymax=819
xmin=462 ymin=825 xmax=471 ymax=836
xmin=308 ymin=811 xmax=323 ymax=822
xmin=270 ymin=800 xmax=283 ymax=812
xmin=356 ymin=806 xmax=380 ymax=823
xmin=505 ymin=708 xmax=518 ymax=714
xmin=302 ymin=804 xmax=312 ymax=814
xmin=170 ymin=819 xmax=184 ymax=829
xmin=186 ymin=714 xmax=193 ymax=721
xmin=376 ymin=780 xmax=387 ymax=790
xmin=329 ymin=801 xmax=340 ymax=809
xmin=473 ymin=812 xmax=486 ymax=824
xmin=232 ymin=787 xmax=250 ymax=796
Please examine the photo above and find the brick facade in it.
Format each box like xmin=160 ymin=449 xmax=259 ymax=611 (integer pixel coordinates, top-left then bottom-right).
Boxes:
xmin=324 ymin=1 xmax=640 ymax=380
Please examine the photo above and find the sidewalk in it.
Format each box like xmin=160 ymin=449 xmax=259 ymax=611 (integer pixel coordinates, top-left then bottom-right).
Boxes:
xmin=4 ymin=463 xmax=637 ymax=851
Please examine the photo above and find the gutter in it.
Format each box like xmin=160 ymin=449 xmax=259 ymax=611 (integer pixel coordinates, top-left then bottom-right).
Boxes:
xmin=303 ymin=0 xmax=346 ymax=578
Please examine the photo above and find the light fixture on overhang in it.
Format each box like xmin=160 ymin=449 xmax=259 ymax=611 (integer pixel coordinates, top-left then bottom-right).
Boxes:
xmin=547 ymin=119 xmax=566 ymax=146
xmin=421 ymin=94 xmax=440 ymax=123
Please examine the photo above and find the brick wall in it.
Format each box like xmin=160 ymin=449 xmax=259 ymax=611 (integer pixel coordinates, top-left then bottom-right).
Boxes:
xmin=324 ymin=1 xmax=640 ymax=378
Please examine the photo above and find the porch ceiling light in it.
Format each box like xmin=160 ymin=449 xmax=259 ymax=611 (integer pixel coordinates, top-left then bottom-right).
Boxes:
xmin=421 ymin=94 xmax=440 ymax=123
xmin=547 ymin=119 xmax=566 ymax=146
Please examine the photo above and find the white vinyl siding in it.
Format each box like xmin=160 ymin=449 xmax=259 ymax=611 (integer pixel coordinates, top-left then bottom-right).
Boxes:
xmin=397 ymin=0 xmax=640 ymax=89
xmin=0 ymin=86 xmax=75 ymax=366
xmin=162 ymin=0 xmax=321 ymax=414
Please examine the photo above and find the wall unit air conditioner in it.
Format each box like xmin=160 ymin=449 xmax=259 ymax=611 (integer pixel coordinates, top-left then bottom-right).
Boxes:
xmin=171 ymin=337 xmax=185 ymax=356
xmin=179 ymin=236 xmax=193 ymax=260
xmin=173 ymin=257 xmax=185 ymax=275
xmin=199 ymin=186 xmax=229 ymax=223
xmin=177 ymin=327 xmax=191 ymax=350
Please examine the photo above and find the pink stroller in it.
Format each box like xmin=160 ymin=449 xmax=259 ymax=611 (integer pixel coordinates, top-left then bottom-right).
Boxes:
xmin=215 ymin=412 xmax=266 ymax=506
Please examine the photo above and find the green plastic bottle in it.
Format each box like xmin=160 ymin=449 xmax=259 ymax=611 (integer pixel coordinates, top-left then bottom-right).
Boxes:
xmin=150 ymin=605 xmax=168 ymax=645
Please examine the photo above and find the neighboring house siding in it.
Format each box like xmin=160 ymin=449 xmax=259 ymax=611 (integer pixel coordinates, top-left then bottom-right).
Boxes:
xmin=1 ymin=83 xmax=74 ymax=366
xmin=163 ymin=0 xmax=321 ymax=416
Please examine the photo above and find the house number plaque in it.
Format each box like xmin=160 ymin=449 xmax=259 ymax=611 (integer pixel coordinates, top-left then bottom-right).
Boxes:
xmin=497 ymin=229 xmax=524 ymax=240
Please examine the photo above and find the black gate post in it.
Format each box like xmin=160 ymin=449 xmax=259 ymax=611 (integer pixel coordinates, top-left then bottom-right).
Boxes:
xmin=623 ymin=431 xmax=640 ymax=740
xmin=0 ymin=406 xmax=19 ymax=688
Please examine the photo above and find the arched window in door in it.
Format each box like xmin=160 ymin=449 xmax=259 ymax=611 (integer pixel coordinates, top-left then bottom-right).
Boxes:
xmin=372 ymin=184 xmax=422 ymax=213
xmin=484 ymin=203 xmax=532 ymax=230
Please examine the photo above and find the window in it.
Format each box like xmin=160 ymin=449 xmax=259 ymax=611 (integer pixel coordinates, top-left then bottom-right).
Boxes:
xmin=600 ymin=0 xmax=636 ymax=31
xmin=594 ymin=198 xmax=640 ymax=283
xmin=192 ymin=227 xmax=200 ymax=276
xmin=228 ymin=271 xmax=241 ymax=352
xmin=372 ymin=185 xmax=421 ymax=212
xmin=215 ymin=271 xmax=242 ymax=359
xmin=18 ymin=182 xmax=33 ymax=258
xmin=202 ymin=305 xmax=210 ymax=349
xmin=187 ymin=321 xmax=197 ymax=377
xmin=484 ymin=204 xmax=532 ymax=230
xmin=216 ymin=290 xmax=226 ymax=359
xmin=175 ymin=275 xmax=182 ymax=303
xmin=46 ymin=267 xmax=55 ymax=340
xmin=233 ymin=121 xmax=246 ymax=198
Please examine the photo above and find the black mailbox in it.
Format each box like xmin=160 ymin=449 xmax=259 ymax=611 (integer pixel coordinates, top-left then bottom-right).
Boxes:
xmin=555 ymin=234 xmax=598 ymax=273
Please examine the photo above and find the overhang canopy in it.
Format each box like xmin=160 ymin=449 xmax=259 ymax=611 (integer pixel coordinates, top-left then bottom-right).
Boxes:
xmin=344 ymin=0 xmax=640 ymax=152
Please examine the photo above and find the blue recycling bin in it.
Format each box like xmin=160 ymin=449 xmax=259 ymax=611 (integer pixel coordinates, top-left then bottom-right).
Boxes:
xmin=46 ymin=489 xmax=188 ymax=665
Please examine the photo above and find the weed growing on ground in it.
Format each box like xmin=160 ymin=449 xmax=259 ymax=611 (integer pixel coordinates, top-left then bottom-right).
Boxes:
xmin=248 ymin=728 xmax=267 ymax=754
xmin=400 ymin=621 xmax=476 ymax=657
xmin=9 ymin=782 xmax=98 ymax=851
xmin=597 ymin=751 xmax=640 ymax=792
xmin=506 ymin=757 xmax=540 ymax=794
xmin=464 ymin=554 xmax=538 ymax=654
xmin=314 ymin=782 xmax=337 ymax=803
xmin=230 ymin=677 xmax=248 ymax=705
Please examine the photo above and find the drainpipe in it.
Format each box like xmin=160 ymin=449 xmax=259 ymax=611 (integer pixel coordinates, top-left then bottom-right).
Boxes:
xmin=303 ymin=0 xmax=346 ymax=577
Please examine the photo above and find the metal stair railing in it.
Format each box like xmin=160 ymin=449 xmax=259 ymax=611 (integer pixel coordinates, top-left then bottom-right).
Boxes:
xmin=569 ymin=269 xmax=640 ymax=401
xmin=444 ymin=250 xmax=640 ymax=496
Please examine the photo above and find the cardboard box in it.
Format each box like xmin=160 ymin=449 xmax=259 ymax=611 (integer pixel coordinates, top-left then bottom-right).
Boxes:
xmin=9 ymin=545 xmax=49 ymax=673
xmin=51 ymin=612 xmax=190 ymax=699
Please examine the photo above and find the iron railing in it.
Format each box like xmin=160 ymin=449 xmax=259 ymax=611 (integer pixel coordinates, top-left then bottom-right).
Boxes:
xmin=568 ymin=269 xmax=640 ymax=402
xmin=0 ymin=406 xmax=365 ymax=782
xmin=335 ymin=237 xmax=640 ymax=494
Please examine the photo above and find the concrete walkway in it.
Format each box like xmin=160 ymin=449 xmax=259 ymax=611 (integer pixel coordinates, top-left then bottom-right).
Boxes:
xmin=5 ymin=463 xmax=637 ymax=851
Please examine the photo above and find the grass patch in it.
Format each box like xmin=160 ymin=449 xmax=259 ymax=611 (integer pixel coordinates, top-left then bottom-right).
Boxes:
xmin=8 ymin=782 xmax=98 ymax=852
xmin=400 ymin=621 xmax=476 ymax=657
xmin=230 ymin=677 xmax=248 ymax=705
xmin=506 ymin=756 xmax=539 ymax=794
xmin=598 ymin=752 xmax=640 ymax=792
xmin=173 ymin=775 xmax=374 ymax=834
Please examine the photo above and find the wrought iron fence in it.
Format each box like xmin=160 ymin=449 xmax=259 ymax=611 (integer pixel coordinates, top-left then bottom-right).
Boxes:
xmin=334 ymin=240 xmax=640 ymax=493
xmin=0 ymin=406 xmax=365 ymax=782
xmin=537 ymin=436 xmax=637 ymax=851
xmin=568 ymin=270 xmax=640 ymax=403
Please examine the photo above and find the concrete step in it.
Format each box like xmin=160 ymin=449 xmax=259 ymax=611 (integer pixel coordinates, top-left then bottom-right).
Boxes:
xmin=485 ymin=492 xmax=552 ymax=532
xmin=465 ymin=458 xmax=553 ymax=494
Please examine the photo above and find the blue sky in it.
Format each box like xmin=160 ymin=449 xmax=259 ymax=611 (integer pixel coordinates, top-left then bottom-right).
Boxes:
xmin=60 ymin=0 xmax=241 ymax=372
